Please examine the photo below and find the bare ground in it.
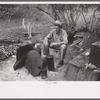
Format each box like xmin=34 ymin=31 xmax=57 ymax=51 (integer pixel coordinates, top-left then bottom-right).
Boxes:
xmin=0 ymin=19 xmax=79 ymax=81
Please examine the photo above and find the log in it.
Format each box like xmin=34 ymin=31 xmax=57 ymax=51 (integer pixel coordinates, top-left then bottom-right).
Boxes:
xmin=0 ymin=39 xmax=19 ymax=44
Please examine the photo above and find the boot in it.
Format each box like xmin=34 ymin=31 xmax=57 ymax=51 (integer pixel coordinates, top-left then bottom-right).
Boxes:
xmin=41 ymin=70 xmax=47 ymax=79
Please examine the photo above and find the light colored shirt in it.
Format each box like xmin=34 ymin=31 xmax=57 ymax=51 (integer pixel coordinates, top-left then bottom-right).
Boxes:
xmin=46 ymin=28 xmax=68 ymax=45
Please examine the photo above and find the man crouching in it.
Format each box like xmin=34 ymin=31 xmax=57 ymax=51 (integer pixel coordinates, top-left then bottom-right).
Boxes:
xmin=43 ymin=20 xmax=68 ymax=68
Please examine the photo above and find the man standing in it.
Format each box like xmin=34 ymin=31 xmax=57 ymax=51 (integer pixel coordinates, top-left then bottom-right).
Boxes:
xmin=43 ymin=20 xmax=68 ymax=68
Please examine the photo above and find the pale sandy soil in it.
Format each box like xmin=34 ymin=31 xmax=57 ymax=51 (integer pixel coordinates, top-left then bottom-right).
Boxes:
xmin=0 ymin=19 xmax=78 ymax=81
xmin=0 ymin=54 xmax=69 ymax=81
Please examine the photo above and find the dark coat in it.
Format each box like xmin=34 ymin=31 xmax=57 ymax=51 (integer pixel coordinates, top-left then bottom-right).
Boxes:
xmin=13 ymin=43 xmax=35 ymax=70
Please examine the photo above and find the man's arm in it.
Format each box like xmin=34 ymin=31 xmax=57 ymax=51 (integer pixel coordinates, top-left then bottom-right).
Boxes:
xmin=43 ymin=30 xmax=54 ymax=46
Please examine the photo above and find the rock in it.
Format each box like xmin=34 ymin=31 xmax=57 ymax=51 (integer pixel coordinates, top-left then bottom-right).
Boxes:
xmin=65 ymin=64 xmax=97 ymax=81
xmin=25 ymin=50 xmax=43 ymax=76
xmin=0 ymin=49 xmax=8 ymax=60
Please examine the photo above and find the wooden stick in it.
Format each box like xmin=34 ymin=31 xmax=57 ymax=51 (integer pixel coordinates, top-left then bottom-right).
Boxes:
xmin=22 ymin=18 xmax=26 ymax=29
xmin=32 ymin=20 xmax=36 ymax=33
xmin=27 ymin=22 xmax=32 ymax=38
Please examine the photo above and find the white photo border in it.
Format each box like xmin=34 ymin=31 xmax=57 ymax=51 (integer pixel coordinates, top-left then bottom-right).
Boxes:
xmin=0 ymin=1 xmax=100 ymax=99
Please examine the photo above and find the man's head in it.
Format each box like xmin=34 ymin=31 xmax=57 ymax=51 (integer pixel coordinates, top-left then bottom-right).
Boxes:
xmin=54 ymin=20 xmax=62 ymax=33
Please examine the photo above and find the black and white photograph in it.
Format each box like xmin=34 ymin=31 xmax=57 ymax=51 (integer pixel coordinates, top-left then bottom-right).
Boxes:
xmin=0 ymin=3 xmax=100 ymax=81
xmin=0 ymin=1 xmax=100 ymax=99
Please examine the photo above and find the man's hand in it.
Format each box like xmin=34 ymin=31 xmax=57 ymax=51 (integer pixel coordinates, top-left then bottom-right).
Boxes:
xmin=57 ymin=42 xmax=62 ymax=45
xmin=50 ymin=42 xmax=60 ymax=47
xmin=50 ymin=42 xmax=65 ymax=47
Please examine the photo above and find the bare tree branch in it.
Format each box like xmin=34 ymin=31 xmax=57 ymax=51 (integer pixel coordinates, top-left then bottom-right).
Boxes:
xmin=90 ymin=6 xmax=100 ymax=31
xmin=36 ymin=6 xmax=55 ymax=20
xmin=79 ymin=9 xmax=88 ymax=29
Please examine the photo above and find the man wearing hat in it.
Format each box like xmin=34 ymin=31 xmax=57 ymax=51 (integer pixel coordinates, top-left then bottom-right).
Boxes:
xmin=43 ymin=20 xmax=68 ymax=68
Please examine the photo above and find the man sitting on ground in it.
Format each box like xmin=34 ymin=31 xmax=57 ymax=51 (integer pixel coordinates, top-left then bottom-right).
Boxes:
xmin=43 ymin=20 xmax=68 ymax=68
